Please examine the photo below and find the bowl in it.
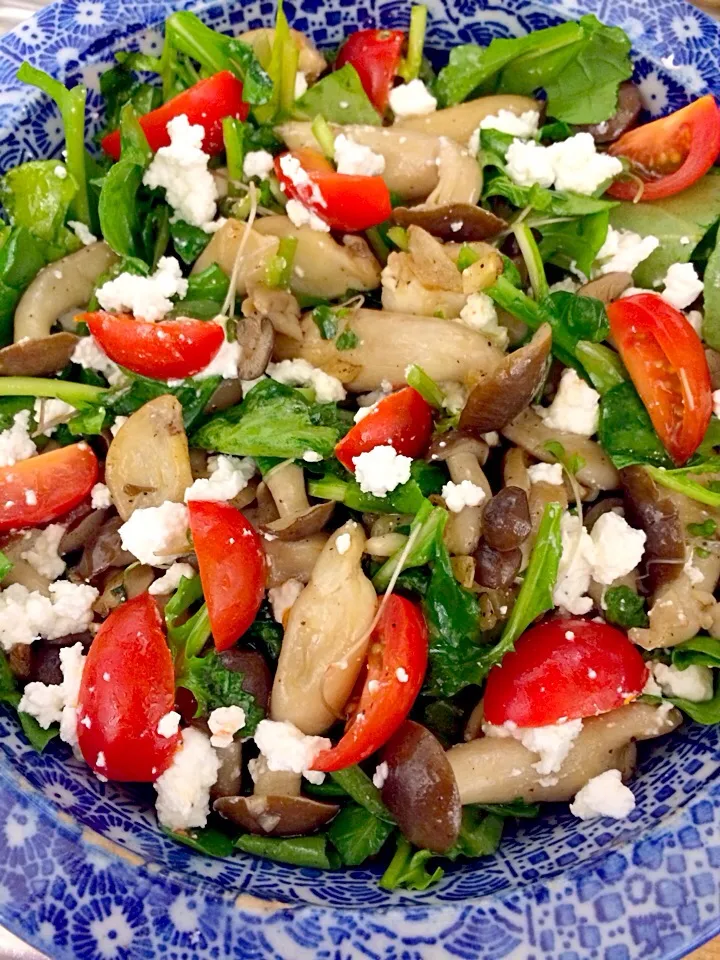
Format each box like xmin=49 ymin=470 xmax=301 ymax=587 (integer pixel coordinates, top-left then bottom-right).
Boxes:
xmin=2 ymin=1 xmax=720 ymax=958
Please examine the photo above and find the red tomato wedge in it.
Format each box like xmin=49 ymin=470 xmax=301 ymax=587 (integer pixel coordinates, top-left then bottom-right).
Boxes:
xmin=312 ymin=595 xmax=428 ymax=772
xmin=0 ymin=443 xmax=98 ymax=533
xmin=607 ymin=293 xmax=712 ymax=465
xmin=608 ymin=95 xmax=720 ymax=201
xmin=101 ymin=71 xmax=249 ymax=160
xmin=80 ymin=312 xmax=224 ymax=380
xmin=335 ymin=386 xmax=433 ymax=472
xmin=274 ymin=148 xmax=392 ymax=233
xmin=188 ymin=500 xmax=266 ymax=652
xmin=483 ymin=618 xmax=649 ymax=728
xmin=335 ymin=29 xmax=405 ymax=114
xmin=77 ymin=593 xmax=179 ymax=782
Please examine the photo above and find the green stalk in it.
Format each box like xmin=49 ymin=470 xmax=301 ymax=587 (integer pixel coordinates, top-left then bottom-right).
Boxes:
xmin=311 ymin=115 xmax=336 ymax=160
xmin=373 ymin=501 xmax=446 ymax=591
xmin=365 ymin=227 xmax=390 ymax=265
xmin=398 ymin=5 xmax=428 ymax=82
xmin=307 ymin=477 xmax=349 ymax=502
xmin=16 ymin=64 xmax=90 ymax=226
xmin=513 ymin=222 xmax=548 ymax=300
xmin=387 ymin=226 xmax=409 ymax=251
xmin=646 ymin=466 xmax=720 ymax=509
xmin=379 ymin=835 xmax=413 ymax=890
xmin=405 ymin=363 xmax=444 ymax=409
xmin=264 ymin=235 xmax=298 ymax=289
xmin=0 ymin=377 xmax=106 ymax=406
xmin=222 ymin=117 xmax=245 ymax=194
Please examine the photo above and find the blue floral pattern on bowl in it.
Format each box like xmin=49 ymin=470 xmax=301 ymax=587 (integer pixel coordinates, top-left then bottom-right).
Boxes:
xmin=1 ymin=0 xmax=720 ymax=956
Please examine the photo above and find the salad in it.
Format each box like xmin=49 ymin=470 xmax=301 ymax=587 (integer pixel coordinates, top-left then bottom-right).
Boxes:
xmin=1 ymin=1 xmax=720 ymax=890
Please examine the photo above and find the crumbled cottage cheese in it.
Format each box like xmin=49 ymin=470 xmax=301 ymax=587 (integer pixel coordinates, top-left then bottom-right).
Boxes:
xmin=334 ymin=134 xmax=386 ymax=177
xmin=143 ymin=114 xmax=219 ymax=230
xmin=442 ymin=479 xmax=486 ymax=513
xmin=661 ymin=262 xmax=704 ymax=311
xmin=118 ymin=501 xmax=190 ymax=567
xmin=279 ymin=154 xmax=329 ymax=230
xmin=570 ymin=769 xmax=636 ymax=820
xmin=506 ymin=133 xmax=623 ymax=195
xmin=33 ymin=398 xmax=76 ymax=437
xmin=154 ymin=727 xmax=220 ymax=830
xmin=0 ymin=409 xmax=36 ymax=466
xmin=91 ymin=483 xmax=112 ymax=509
xmin=644 ymin=661 xmax=714 ymax=702
xmin=243 ymin=149 xmax=275 ymax=180
xmin=267 ymin=358 xmax=346 ymax=402
xmin=457 ymin=292 xmax=509 ymax=348
xmin=373 ymin=761 xmax=389 ymax=789
xmin=185 ymin=455 xmax=255 ymax=502
xmin=468 ymin=109 xmax=541 ymax=155
xmin=208 ymin=705 xmax=247 ymax=749
xmin=336 ymin=532 xmax=351 ymax=555
xmin=388 ymin=79 xmax=437 ymax=118
xmin=20 ymin=524 xmax=66 ymax=580
xmin=71 ymin=336 xmax=125 ymax=387
xmin=286 ymin=198 xmax=331 ymax=232
xmin=484 ymin=718 xmax=584 ymax=776
xmin=253 ymin=719 xmax=331 ymax=785
xmin=595 ymin=227 xmax=660 ymax=276
xmin=149 ymin=562 xmax=197 ymax=596
xmin=67 ymin=220 xmax=97 ymax=246
xmin=538 ymin=369 xmax=600 ymax=437
xmin=157 ymin=710 xmax=182 ymax=738
xmin=268 ymin=578 xmax=304 ymax=625
xmin=19 ymin=642 xmax=86 ymax=753
xmin=528 ymin=462 xmax=564 ymax=486
xmin=0 ymin=582 xmax=98 ymax=650
xmin=96 ymin=256 xmax=188 ymax=323
xmin=353 ymin=445 xmax=412 ymax=497
xmin=590 ymin=512 xmax=646 ymax=585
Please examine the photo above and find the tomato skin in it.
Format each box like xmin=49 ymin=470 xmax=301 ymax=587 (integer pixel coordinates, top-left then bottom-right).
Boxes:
xmin=607 ymin=293 xmax=712 ymax=465
xmin=188 ymin=501 xmax=266 ymax=652
xmin=274 ymin=148 xmax=392 ymax=232
xmin=312 ymin=595 xmax=428 ymax=772
xmin=608 ymin=95 xmax=720 ymax=201
xmin=77 ymin=593 xmax=179 ymax=782
xmin=483 ymin=618 xmax=649 ymax=728
xmin=335 ymin=29 xmax=405 ymax=114
xmin=81 ymin=312 xmax=224 ymax=380
xmin=101 ymin=71 xmax=249 ymax=160
xmin=0 ymin=443 xmax=98 ymax=533
xmin=335 ymin=387 xmax=433 ymax=472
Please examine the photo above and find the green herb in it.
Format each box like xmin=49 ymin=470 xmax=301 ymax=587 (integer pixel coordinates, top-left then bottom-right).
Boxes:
xmin=477 ymin=799 xmax=540 ymax=818
xmin=446 ymin=809 xmax=504 ymax=860
xmin=456 ymin=243 xmax=479 ymax=272
xmin=328 ymin=804 xmax=394 ymax=865
xmin=604 ymin=585 xmax=649 ymax=629
xmin=422 ymin=698 xmax=465 ymax=747
xmin=312 ymin=305 xmax=339 ymax=339
xmin=0 ymin=228 xmax=48 ymax=346
xmin=500 ymin=255 xmax=523 ymax=288
xmin=333 ymin=328 xmax=356 ymax=351
xmin=222 ymin=116 xmax=245 ymax=192
xmin=539 ymin=120 xmax=574 ymax=143
xmin=398 ymin=5 xmax=427 ymax=82
xmin=672 ymin=635 xmax=720 ymax=670
xmin=329 ymin=766 xmax=396 ymax=823
xmin=0 ymin=376 xmax=106 ymax=407
xmin=405 ymin=364 xmax=445 ymax=409
xmin=235 ymin=833 xmax=339 ymax=868
xmin=98 ymin=104 xmax=152 ymax=258
xmin=184 ymin=263 xmax=230 ymax=302
xmin=311 ymin=114 xmax=336 ymax=159
xmin=372 ymin=502 xmax=448 ymax=591
xmin=574 ymin=341 xmax=627 ymax=396
xmin=193 ymin=378 xmax=345 ymax=460
xmin=309 ymin=472 xmax=427 ymax=515
xmin=688 ymin=519 xmax=717 ymax=538
xmin=163 ymin=825 xmax=235 ymax=858
xmin=107 ymin=370 xmax=220 ymax=432
xmin=98 ymin=55 xmax=161 ymax=136
xmin=0 ymin=550 xmax=12 ymax=583
xmin=483 ymin=170 xmax=617 ymax=218
xmin=294 ymin=64 xmax=381 ymax=125
xmin=164 ymin=573 xmax=209 ymax=659
xmin=304 ymin=779 xmax=349 ymax=798
xmin=645 ymin=464 xmax=720 ymax=509
xmin=177 ymin=648 xmax=265 ymax=732
xmin=67 ymin=404 xmax=108 ymax=436
xmin=169 ymin=219 xmax=210 ymax=264
xmin=265 ymin=235 xmax=298 ymax=289
xmin=656 ymin=678 xmax=720 ymax=725
xmin=244 ymin=602 xmax=283 ymax=661
xmin=543 ymin=440 xmax=585 ymax=476
xmin=704 ymin=224 xmax=720 ymax=351
xmin=538 ymin=210 xmax=610 ymax=279
xmin=598 ymin=382 xmax=672 ymax=469
xmin=0 ymin=650 xmax=59 ymax=752
xmin=0 ymin=161 xmax=80 ymax=259
xmin=379 ymin=835 xmax=443 ymax=891
xmin=514 ymin=222 xmax=548 ymax=300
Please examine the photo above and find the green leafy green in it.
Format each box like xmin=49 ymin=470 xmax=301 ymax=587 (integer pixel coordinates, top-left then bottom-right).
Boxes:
xmin=192 ymin=378 xmax=345 ymax=459
xmin=688 ymin=518 xmax=717 ymax=538
xmin=163 ymin=825 xmax=235 ymax=858
xmin=265 ymin=235 xmax=298 ymax=289
xmin=107 ymin=370 xmax=220 ymax=432
xmin=0 ymin=228 xmax=48 ymax=346
xmin=235 ymin=833 xmax=339 ymax=868
xmin=243 ymin=602 xmax=283 ymax=661
xmin=184 ymin=263 xmax=230 ymax=303
xmin=379 ymin=835 xmax=443 ymax=891
xmin=0 ymin=376 xmax=106 ymax=408
xmin=446 ymin=809 xmax=504 ymax=860
xmin=604 ymin=585 xmax=649 ymax=629
xmin=372 ymin=501 xmax=448 ymax=591
xmin=645 ymin=463 xmax=720 ymax=509
xmin=484 ymin=170 xmax=618 ymax=218
xmin=176 ymin=649 xmax=265 ymax=733
xmin=336 ymin=329 xmax=359 ymax=350
xmin=169 ymin=219 xmax=210 ymax=264
xmin=654 ymin=678 xmax=720 ymax=725
xmin=703 ymin=224 xmax=720 ymax=351
xmin=312 ymin=304 xmax=340 ymax=339
xmin=329 ymin=766 xmax=396 ymax=823
xmin=598 ymin=382 xmax=673 ymax=469
xmin=538 ymin=210 xmax=610 ymax=278
xmin=477 ymin=799 xmax=540 ymax=819
xmin=0 ymin=550 xmax=12 ymax=583
xmin=0 ymin=650 xmax=59 ymax=752
xmin=514 ymin=222 xmax=548 ymax=300
xmin=327 ymin=804 xmax=394 ymax=865
xmin=164 ymin=574 xmax=209 ymax=658
xmin=544 ymin=440 xmax=586 ymax=477
xmin=0 ymin=161 xmax=80 ymax=257
xmin=98 ymin=104 xmax=152 ymax=258
xmin=398 ymin=5 xmax=427 ymax=83
xmin=294 ymin=64 xmax=381 ymax=125
xmin=98 ymin=55 xmax=162 ymax=136
xmin=672 ymin=635 xmax=720 ymax=670
xmin=308 ymin=472 xmax=427 ymax=516
xmin=422 ymin=698 xmax=465 ymax=747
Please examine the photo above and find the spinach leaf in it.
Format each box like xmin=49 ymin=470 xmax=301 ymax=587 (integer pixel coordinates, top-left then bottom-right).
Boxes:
xmin=176 ymin=648 xmax=265 ymax=733
xmin=484 ymin=170 xmax=617 ymax=218
xmin=0 ymin=228 xmax=48 ymax=346
xmin=184 ymin=263 xmax=230 ymax=302
xmin=545 ymin=290 xmax=609 ymax=344
xmin=704 ymin=226 xmax=720 ymax=351
xmin=672 ymin=635 xmax=720 ymax=670
xmin=192 ymin=378 xmax=343 ymax=459
xmin=99 ymin=56 xmax=161 ymax=136
xmin=234 ymin=833 xmax=339 ymax=868
xmin=604 ymin=584 xmax=649 ymax=629
xmin=98 ymin=104 xmax=152 ymax=258
xmin=163 ymin=825 xmax=235 ymax=858
xmin=327 ymin=804 xmax=394 ymax=866
xmin=0 ymin=161 xmax=80 ymax=257
xmin=446 ymin=809 xmax=504 ymax=860
xmin=169 ymin=219 xmax=210 ymax=264
xmin=379 ymin=835 xmax=443 ymax=891
xmin=108 ymin=371 xmax=220 ymax=431
xmin=294 ymin=64 xmax=381 ymax=126
xmin=598 ymin=382 xmax=673 ymax=469
xmin=656 ymin=679 xmax=720 ymax=725
xmin=243 ymin=602 xmax=283 ymax=661
xmin=309 ymin=473 xmax=426 ymax=515
xmin=422 ymin=698 xmax=465 ymax=747
xmin=477 ymin=799 xmax=540 ymax=819
xmin=329 ymin=766 xmax=396 ymax=823
xmin=538 ymin=210 xmax=610 ymax=278
xmin=0 ymin=650 xmax=59 ymax=752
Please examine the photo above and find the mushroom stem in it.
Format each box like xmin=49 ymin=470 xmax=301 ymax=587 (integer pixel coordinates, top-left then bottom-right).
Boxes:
xmin=444 ymin=452 xmax=491 ymax=556
xmin=265 ymin=462 xmax=310 ymax=517
xmin=251 ymin=756 xmax=302 ymax=797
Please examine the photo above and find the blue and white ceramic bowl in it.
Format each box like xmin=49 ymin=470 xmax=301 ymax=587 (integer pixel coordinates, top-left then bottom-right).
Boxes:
xmin=1 ymin=1 xmax=720 ymax=957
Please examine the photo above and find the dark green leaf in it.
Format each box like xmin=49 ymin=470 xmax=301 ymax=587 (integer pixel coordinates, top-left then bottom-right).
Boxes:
xmin=98 ymin=161 xmax=144 ymax=258
xmin=162 ymin=824 xmax=234 ymax=858
xmin=295 ymin=64 xmax=381 ymax=125
xmin=0 ymin=549 xmax=12 ymax=583
xmin=67 ymin=404 xmax=108 ymax=436
xmin=108 ymin=371 xmax=221 ymax=432
xmin=477 ymin=799 xmax=540 ymax=818
xmin=329 ymin=766 xmax=395 ymax=823
xmin=598 ymin=381 xmax=674 ymax=469
xmin=312 ymin=304 xmax=338 ymax=339
xmin=484 ymin=170 xmax=617 ymax=218
xmin=184 ymin=263 xmax=230 ymax=302
xmin=539 ymin=120 xmax=574 ymax=143
xmin=0 ymin=228 xmax=48 ymax=345
xmin=234 ymin=833 xmax=339 ymax=868
xmin=336 ymin=329 xmax=359 ymax=350
xmin=244 ymin=602 xmax=283 ymax=661
xmin=99 ymin=58 xmax=161 ymax=135
xmin=660 ymin=677 xmax=720 ymax=725
xmin=170 ymin=219 xmax=211 ymax=264
xmin=18 ymin=708 xmax=60 ymax=752
xmin=422 ymin=698 xmax=465 ymax=748
xmin=226 ymin=39 xmax=274 ymax=105
xmin=0 ymin=160 xmax=79 ymax=248
xmin=704 ymin=222 xmax=720 ymax=351
xmin=672 ymin=635 xmax=720 ymax=670
xmin=177 ymin=648 xmax=265 ymax=733
xmin=544 ymin=290 xmax=609 ymax=344
xmin=538 ymin=211 xmax=610 ymax=278
xmin=604 ymin=585 xmax=649 ymax=629
xmin=446 ymin=809 xmax=504 ymax=860
xmin=373 ymin=501 xmax=447 ymax=591
xmin=688 ymin=519 xmax=717 ymax=538
xmin=379 ymin=835 xmax=443 ymax=891
xmin=328 ymin=804 xmax=394 ymax=865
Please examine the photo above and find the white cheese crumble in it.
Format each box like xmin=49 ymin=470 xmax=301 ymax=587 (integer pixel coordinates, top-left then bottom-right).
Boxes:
xmin=686 ymin=310 xmax=703 ymax=336
xmin=457 ymin=292 xmax=508 ymax=348
xmin=208 ymin=705 xmax=247 ymax=748
xmin=20 ymin=524 xmax=66 ymax=580
xmin=118 ymin=501 xmax=190 ymax=567
xmin=268 ymin=578 xmax=304 ymax=625
xmin=506 ymin=133 xmax=623 ymax=195
xmin=71 ymin=336 xmax=125 ymax=387
xmin=661 ymin=262 xmax=704 ymax=311
xmin=91 ymin=482 xmax=112 ymax=509
xmin=0 ymin=409 xmax=36 ymax=467
xmin=242 ymin=149 xmax=275 ymax=180
xmin=553 ymin=514 xmax=596 ymax=616
xmin=0 ymin=582 xmax=98 ymax=650
xmin=302 ymin=450 xmax=323 ymax=462
xmin=267 ymin=358 xmax=346 ymax=402
xmin=185 ymin=454 xmax=255 ymax=503
xmin=590 ymin=512 xmax=646 ymax=585
xmin=483 ymin=718 xmax=584 ymax=776
xmin=548 ymin=277 xmax=580 ymax=294
xmin=594 ymin=227 xmax=660 ymax=276
xmin=96 ymin=256 xmax=188 ymax=323
xmin=189 ymin=319 xmax=242 ymax=381
xmin=157 ymin=710 xmax=181 ymax=738
xmin=388 ymin=79 xmax=437 ymax=118
xmin=67 ymin=220 xmax=97 ymax=246
xmin=149 ymin=562 xmax=197 ymax=596
xmin=253 ymin=718 xmax=331 ymax=785
xmin=570 ymin=769 xmax=636 ymax=820
xmin=279 ymin=153 xmax=327 ymax=207
xmin=645 ymin=661 xmax=714 ymax=702
xmin=372 ymin=761 xmax=389 ymax=789
xmin=154 ymin=727 xmax=220 ymax=830
xmin=53 ymin=165 xmax=67 ymax=179
xmin=353 ymin=445 xmax=412 ymax=498
xmin=19 ymin=642 xmax=86 ymax=754
xmin=469 ymin=109 xmax=541 ymax=155
xmin=294 ymin=70 xmax=308 ymax=99
xmin=143 ymin=114 xmax=219 ymax=230
xmin=442 ymin=479 xmax=487 ymax=513
xmin=33 ymin=398 xmax=76 ymax=437
xmin=335 ymin=533 xmax=351 ymax=555
xmin=537 ymin=368 xmax=600 ymax=437
xmin=334 ymin=134 xmax=386 ymax=177
xmin=506 ymin=138 xmax=555 ymax=189
xmin=396 ymin=667 xmax=409 ymax=683
xmin=528 ymin=462 xmax=564 ymax=486
xmin=285 ymin=198 xmax=331 ymax=232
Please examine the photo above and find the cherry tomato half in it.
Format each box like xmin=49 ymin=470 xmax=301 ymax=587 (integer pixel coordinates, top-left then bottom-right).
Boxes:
xmin=608 ymin=95 xmax=720 ymax=201
xmin=607 ymin=293 xmax=712 ymax=465
xmin=335 ymin=387 xmax=434 ymax=472
xmin=335 ymin=29 xmax=405 ymax=114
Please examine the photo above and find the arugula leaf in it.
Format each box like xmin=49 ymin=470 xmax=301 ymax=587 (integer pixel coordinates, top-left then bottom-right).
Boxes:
xmin=98 ymin=56 xmax=161 ymax=136
xmin=327 ymin=804 xmax=394 ymax=866
xmin=538 ymin=210 xmax=610 ymax=278
xmin=483 ymin=170 xmax=617 ymax=218
xmin=598 ymin=382 xmax=673 ymax=469
xmin=446 ymin=809 xmax=504 ymax=860
xmin=329 ymin=766 xmax=396 ymax=823
xmin=294 ymin=64 xmax=381 ymax=126
xmin=163 ymin=825 xmax=235 ymax=858
xmin=379 ymin=835 xmax=443 ymax=891
xmin=651 ymin=677 xmax=720 ymax=725
xmin=672 ymin=635 xmax=720 ymax=670
xmin=176 ymin=648 xmax=265 ymax=733
xmin=192 ymin=378 xmax=344 ymax=459
xmin=545 ymin=290 xmax=609 ymax=345
xmin=373 ymin=502 xmax=448 ymax=591
xmin=169 ymin=219 xmax=210 ymax=264
xmin=243 ymin=602 xmax=283 ymax=661
xmin=0 ymin=228 xmax=48 ymax=346
xmin=309 ymin=473 xmax=427 ymax=515
xmin=604 ymin=585 xmax=649 ymax=629
xmin=98 ymin=105 xmax=152 ymax=258
xmin=704 ymin=225 xmax=720 ymax=351
xmin=107 ymin=370 xmax=220 ymax=431
xmin=234 ymin=833 xmax=339 ymax=868
xmin=164 ymin=573 xmax=209 ymax=658
xmin=645 ymin=464 xmax=720 ymax=509
xmin=0 ymin=161 xmax=80 ymax=258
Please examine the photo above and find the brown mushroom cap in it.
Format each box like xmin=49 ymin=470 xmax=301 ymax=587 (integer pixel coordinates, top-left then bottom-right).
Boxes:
xmin=482 ymin=486 xmax=531 ymax=551
xmin=578 ymin=273 xmax=633 ymax=304
xmin=427 ymin=431 xmax=489 ymax=464
xmin=218 ymin=649 xmax=272 ymax=712
xmin=213 ymin=794 xmax=339 ymax=836
xmin=621 ymin=465 xmax=685 ymax=592
xmin=0 ymin=332 xmax=79 ymax=377
xmin=261 ymin=500 xmax=335 ymax=541
xmin=393 ymin=203 xmax=507 ymax=243
xmin=459 ymin=324 xmax=552 ymax=435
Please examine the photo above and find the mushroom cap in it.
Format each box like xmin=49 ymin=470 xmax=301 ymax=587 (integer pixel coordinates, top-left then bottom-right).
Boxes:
xmin=213 ymin=794 xmax=340 ymax=836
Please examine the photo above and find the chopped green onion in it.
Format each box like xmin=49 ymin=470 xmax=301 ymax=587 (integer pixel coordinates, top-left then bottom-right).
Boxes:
xmin=456 ymin=243 xmax=480 ymax=272
xmin=405 ymin=363 xmax=444 ymax=409
xmin=387 ymin=225 xmax=409 ymax=251
xmin=311 ymin=115 xmax=336 ymax=160
xmin=0 ymin=377 xmax=106 ymax=406
xmin=265 ymin=235 xmax=298 ymax=289
xmin=398 ymin=6 xmax=428 ymax=83
xmin=513 ymin=222 xmax=548 ymax=300
xmin=222 ymin=116 xmax=245 ymax=193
